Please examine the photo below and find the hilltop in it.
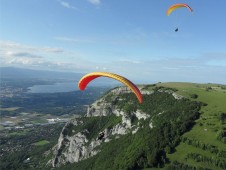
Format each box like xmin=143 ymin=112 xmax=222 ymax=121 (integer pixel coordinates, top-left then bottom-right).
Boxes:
xmin=46 ymin=82 xmax=226 ymax=170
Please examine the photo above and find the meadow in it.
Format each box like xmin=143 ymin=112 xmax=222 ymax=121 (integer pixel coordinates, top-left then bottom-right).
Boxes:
xmin=157 ymin=82 xmax=226 ymax=169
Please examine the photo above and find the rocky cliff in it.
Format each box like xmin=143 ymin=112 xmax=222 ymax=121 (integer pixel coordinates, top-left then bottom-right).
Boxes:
xmin=50 ymin=85 xmax=184 ymax=167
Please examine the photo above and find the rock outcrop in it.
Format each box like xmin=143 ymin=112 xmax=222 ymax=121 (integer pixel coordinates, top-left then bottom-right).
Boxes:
xmin=50 ymin=86 xmax=182 ymax=167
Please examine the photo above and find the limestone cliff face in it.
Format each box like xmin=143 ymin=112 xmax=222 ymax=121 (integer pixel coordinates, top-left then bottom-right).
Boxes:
xmin=50 ymin=86 xmax=182 ymax=167
xmin=52 ymin=119 xmax=100 ymax=167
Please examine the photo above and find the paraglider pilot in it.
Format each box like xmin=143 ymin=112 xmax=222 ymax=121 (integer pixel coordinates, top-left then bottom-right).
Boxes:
xmin=97 ymin=132 xmax=105 ymax=140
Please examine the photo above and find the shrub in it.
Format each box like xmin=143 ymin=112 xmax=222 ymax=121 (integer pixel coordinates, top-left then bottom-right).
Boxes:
xmin=190 ymin=94 xmax=198 ymax=99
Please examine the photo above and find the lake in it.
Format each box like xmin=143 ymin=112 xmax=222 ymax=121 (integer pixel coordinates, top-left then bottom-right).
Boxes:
xmin=27 ymin=81 xmax=119 ymax=93
xmin=27 ymin=82 xmax=78 ymax=93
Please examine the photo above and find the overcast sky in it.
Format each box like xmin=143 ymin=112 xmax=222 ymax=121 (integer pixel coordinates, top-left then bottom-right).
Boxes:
xmin=1 ymin=0 xmax=226 ymax=84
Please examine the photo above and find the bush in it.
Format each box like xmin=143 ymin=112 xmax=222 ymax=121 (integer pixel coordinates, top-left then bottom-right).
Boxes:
xmin=205 ymin=87 xmax=212 ymax=91
xmin=190 ymin=94 xmax=198 ymax=99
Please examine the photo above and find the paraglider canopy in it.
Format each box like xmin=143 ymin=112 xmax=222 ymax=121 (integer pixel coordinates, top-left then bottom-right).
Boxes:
xmin=166 ymin=3 xmax=193 ymax=16
xmin=166 ymin=4 xmax=193 ymax=32
xmin=78 ymin=72 xmax=143 ymax=103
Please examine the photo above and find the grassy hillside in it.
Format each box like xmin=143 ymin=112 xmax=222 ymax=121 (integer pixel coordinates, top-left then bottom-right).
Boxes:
xmin=154 ymin=82 xmax=226 ymax=170
xmin=53 ymin=82 xmax=226 ymax=170
xmin=57 ymin=85 xmax=203 ymax=170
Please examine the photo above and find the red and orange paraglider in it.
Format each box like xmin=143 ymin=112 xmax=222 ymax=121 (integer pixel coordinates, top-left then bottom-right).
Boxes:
xmin=78 ymin=72 xmax=143 ymax=103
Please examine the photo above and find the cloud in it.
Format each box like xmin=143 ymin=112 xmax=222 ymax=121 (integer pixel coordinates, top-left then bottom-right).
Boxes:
xmin=5 ymin=52 xmax=43 ymax=58
xmin=1 ymin=40 xmax=225 ymax=84
xmin=1 ymin=56 xmax=92 ymax=73
xmin=201 ymin=52 xmax=226 ymax=60
xmin=6 ymin=58 xmax=40 ymax=65
xmin=0 ymin=40 xmax=66 ymax=69
xmin=0 ymin=40 xmax=95 ymax=72
xmin=88 ymin=0 xmax=101 ymax=6
xmin=162 ymin=67 xmax=180 ymax=70
xmin=91 ymin=56 xmax=226 ymax=84
xmin=55 ymin=36 xmax=94 ymax=43
xmin=58 ymin=0 xmax=77 ymax=10
xmin=198 ymin=52 xmax=226 ymax=67
xmin=95 ymin=66 xmax=108 ymax=71
xmin=0 ymin=40 xmax=64 ymax=54
xmin=206 ymin=60 xmax=226 ymax=67
xmin=42 ymin=47 xmax=64 ymax=53
xmin=119 ymin=59 xmax=142 ymax=64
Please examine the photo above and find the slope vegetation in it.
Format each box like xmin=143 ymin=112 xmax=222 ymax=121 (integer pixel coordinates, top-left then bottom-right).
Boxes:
xmin=157 ymin=83 xmax=226 ymax=170
xmin=54 ymin=84 xmax=204 ymax=170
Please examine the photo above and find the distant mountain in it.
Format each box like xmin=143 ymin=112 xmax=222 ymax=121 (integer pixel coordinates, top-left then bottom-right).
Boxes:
xmin=0 ymin=67 xmax=83 ymax=80
xmin=0 ymin=67 xmax=118 ymax=87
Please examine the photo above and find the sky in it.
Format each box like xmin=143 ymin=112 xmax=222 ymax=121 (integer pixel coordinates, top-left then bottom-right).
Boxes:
xmin=1 ymin=0 xmax=226 ymax=84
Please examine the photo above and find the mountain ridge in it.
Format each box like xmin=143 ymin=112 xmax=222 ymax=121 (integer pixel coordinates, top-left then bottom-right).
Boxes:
xmin=0 ymin=67 xmax=83 ymax=80
xmin=47 ymin=83 xmax=225 ymax=170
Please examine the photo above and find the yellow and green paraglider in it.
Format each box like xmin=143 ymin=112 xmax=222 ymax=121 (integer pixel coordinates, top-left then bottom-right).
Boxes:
xmin=78 ymin=72 xmax=143 ymax=103
xmin=166 ymin=3 xmax=193 ymax=16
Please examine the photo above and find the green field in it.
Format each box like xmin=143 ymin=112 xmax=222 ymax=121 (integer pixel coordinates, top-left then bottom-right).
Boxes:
xmin=33 ymin=140 xmax=50 ymax=146
xmin=155 ymin=82 xmax=226 ymax=169
xmin=0 ymin=125 xmax=4 ymax=130
xmin=9 ymin=130 xmax=28 ymax=137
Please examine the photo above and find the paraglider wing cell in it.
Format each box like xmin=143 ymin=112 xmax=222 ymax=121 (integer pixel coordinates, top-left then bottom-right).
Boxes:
xmin=78 ymin=72 xmax=143 ymax=103
xmin=79 ymin=74 xmax=101 ymax=90
xmin=166 ymin=3 xmax=193 ymax=16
